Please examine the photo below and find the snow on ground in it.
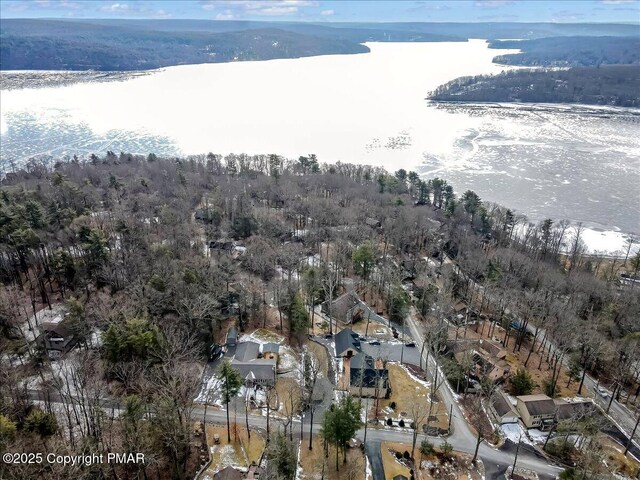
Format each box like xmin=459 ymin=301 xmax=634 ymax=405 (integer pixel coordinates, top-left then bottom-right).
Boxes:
xmin=210 ymin=444 xmax=245 ymax=473
xmin=279 ymin=344 xmax=300 ymax=373
xmin=240 ymin=329 xmax=284 ymax=345
xmin=500 ymin=423 xmax=533 ymax=445
xmin=527 ymin=428 xmax=550 ymax=444
xmin=195 ymin=373 xmax=223 ymax=405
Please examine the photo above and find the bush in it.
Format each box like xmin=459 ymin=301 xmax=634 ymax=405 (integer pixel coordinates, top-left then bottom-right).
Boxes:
xmin=420 ymin=439 xmax=435 ymax=456
xmin=387 ymin=418 xmax=393 ymax=426
xmin=395 ymin=451 xmax=402 ymax=459
xmin=403 ymin=451 xmax=411 ymax=460
xmin=399 ymin=419 xmax=405 ymax=427
xmin=390 ymin=401 xmax=397 ymax=410
xmin=509 ymin=368 xmax=535 ymax=396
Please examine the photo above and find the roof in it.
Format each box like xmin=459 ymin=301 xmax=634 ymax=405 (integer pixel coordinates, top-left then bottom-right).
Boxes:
xmin=335 ymin=328 xmax=361 ymax=356
xmin=235 ymin=341 xmax=260 ymax=362
xmin=554 ymin=398 xmax=593 ymax=421
xmin=492 ymin=391 xmax=518 ymax=417
xmin=262 ymin=342 xmax=280 ymax=354
xmin=325 ymin=292 xmax=360 ymax=322
xmin=214 ymin=466 xmax=244 ymax=480
xmin=517 ymin=395 xmax=556 ymax=416
xmin=350 ymin=353 xmax=375 ymax=370
xmin=231 ymin=360 xmax=275 ymax=381
xmin=227 ymin=327 xmax=238 ymax=341
xmin=350 ymin=366 xmax=389 ymax=389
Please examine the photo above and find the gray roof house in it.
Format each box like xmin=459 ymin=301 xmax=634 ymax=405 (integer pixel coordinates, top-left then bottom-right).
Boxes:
xmin=42 ymin=323 xmax=77 ymax=359
xmin=230 ymin=340 xmax=276 ymax=387
xmin=335 ymin=328 xmax=361 ymax=357
xmin=235 ymin=341 xmax=260 ymax=362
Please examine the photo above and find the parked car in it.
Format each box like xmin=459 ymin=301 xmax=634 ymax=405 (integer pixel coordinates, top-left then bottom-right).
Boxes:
xmin=324 ymin=333 xmax=333 ymax=339
xmin=369 ymin=340 xmax=381 ymax=346
xmin=358 ymin=336 xmax=366 ymax=341
xmin=404 ymin=342 xmax=416 ymax=347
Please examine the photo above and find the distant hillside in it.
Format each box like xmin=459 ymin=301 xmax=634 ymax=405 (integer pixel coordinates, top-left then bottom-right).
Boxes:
xmin=428 ymin=66 xmax=640 ymax=108
xmin=0 ymin=20 xmax=369 ymax=70
xmin=491 ymin=36 xmax=640 ymax=66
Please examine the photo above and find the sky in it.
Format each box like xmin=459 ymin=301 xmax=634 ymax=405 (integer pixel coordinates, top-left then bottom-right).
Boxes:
xmin=1 ymin=0 xmax=639 ymax=23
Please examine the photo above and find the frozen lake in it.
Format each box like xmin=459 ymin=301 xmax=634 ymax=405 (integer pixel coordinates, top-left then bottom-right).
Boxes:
xmin=1 ymin=40 xmax=639 ymax=252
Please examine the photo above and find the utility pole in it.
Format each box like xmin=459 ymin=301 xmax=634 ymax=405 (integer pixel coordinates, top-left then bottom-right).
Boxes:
xmin=448 ymin=404 xmax=453 ymax=434
xmin=624 ymin=412 xmax=640 ymax=456
xmin=510 ymin=434 xmax=522 ymax=479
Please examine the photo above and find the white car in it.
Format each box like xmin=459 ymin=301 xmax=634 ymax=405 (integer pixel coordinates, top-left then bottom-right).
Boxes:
xmin=597 ymin=386 xmax=610 ymax=397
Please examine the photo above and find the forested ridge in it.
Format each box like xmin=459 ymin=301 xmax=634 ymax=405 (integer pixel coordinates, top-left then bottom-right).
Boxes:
xmin=0 ymin=152 xmax=638 ymax=479
xmin=491 ymin=36 xmax=640 ymax=67
xmin=428 ymin=65 xmax=640 ymax=107
xmin=0 ymin=21 xmax=369 ymax=71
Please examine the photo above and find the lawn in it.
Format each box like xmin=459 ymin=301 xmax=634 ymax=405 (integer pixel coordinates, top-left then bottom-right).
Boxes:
xmin=299 ymin=437 xmax=369 ymax=480
xmin=307 ymin=340 xmax=329 ymax=377
xmin=274 ymin=376 xmax=301 ymax=417
xmin=201 ymin=424 xmax=265 ymax=477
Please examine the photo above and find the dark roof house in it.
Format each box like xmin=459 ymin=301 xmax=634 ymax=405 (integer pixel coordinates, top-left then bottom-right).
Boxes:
xmin=349 ymin=353 xmax=389 ymax=398
xmin=335 ymin=328 xmax=361 ymax=357
xmin=42 ymin=323 xmax=77 ymax=359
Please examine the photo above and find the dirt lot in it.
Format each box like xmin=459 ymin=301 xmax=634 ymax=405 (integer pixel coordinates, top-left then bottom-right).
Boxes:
xmin=599 ymin=435 xmax=640 ymax=478
xmin=201 ymin=424 xmax=265 ymax=478
xmin=381 ymin=441 xmax=484 ymax=480
xmin=299 ymin=437 xmax=370 ymax=480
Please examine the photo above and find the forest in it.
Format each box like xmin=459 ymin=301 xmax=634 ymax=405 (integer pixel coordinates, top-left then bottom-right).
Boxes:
xmin=428 ymin=65 xmax=640 ymax=107
xmin=0 ymin=152 xmax=638 ymax=479
xmin=0 ymin=20 xmax=369 ymax=71
xmin=491 ymin=36 xmax=640 ymax=67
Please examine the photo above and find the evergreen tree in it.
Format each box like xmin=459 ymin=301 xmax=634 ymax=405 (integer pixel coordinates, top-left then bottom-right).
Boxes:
xmin=218 ymin=360 xmax=242 ymax=442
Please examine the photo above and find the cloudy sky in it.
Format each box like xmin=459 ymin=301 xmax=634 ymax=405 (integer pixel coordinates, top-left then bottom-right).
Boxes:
xmin=1 ymin=0 xmax=639 ymax=23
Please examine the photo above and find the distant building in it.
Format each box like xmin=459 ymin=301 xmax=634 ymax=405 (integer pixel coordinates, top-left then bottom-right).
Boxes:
xmin=334 ymin=328 xmax=361 ymax=357
xmin=348 ymin=353 xmax=389 ymax=398
xmin=365 ymin=217 xmax=381 ymax=228
xmin=516 ymin=394 xmax=556 ymax=429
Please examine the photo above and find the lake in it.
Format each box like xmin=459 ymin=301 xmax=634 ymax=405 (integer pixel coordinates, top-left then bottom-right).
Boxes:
xmin=1 ymin=40 xmax=639 ymax=253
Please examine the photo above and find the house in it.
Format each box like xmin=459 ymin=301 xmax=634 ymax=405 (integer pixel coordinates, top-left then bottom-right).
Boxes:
xmin=230 ymin=340 xmax=276 ymax=387
xmin=516 ymin=394 xmax=556 ymax=429
xmin=214 ymin=466 xmax=244 ymax=480
xmin=322 ymin=292 xmax=360 ymax=324
xmin=365 ymin=217 xmax=381 ymax=228
xmin=246 ymin=464 xmax=263 ymax=479
xmin=209 ymin=238 xmax=235 ymax=251
xmin=490 ymin=391 xmax=520 ymax=424
xmin=334 ymin=328 xmax=361 ymax=357
xmin=226 ymin=327 xmax=238 ymax=348
xmin=348 ymin=353 xmax=389 ymax=398
xmin=42 ymin=323 xmax=77 ymax=359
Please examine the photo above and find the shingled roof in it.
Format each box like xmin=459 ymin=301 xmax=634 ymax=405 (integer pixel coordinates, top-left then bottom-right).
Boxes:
xmin=517 ymin=394 xmax=556 ymax=416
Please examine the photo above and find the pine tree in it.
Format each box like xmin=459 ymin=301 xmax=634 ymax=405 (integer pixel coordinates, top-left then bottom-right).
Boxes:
xmin=219 ymin=360 xmax=242 ymax=442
